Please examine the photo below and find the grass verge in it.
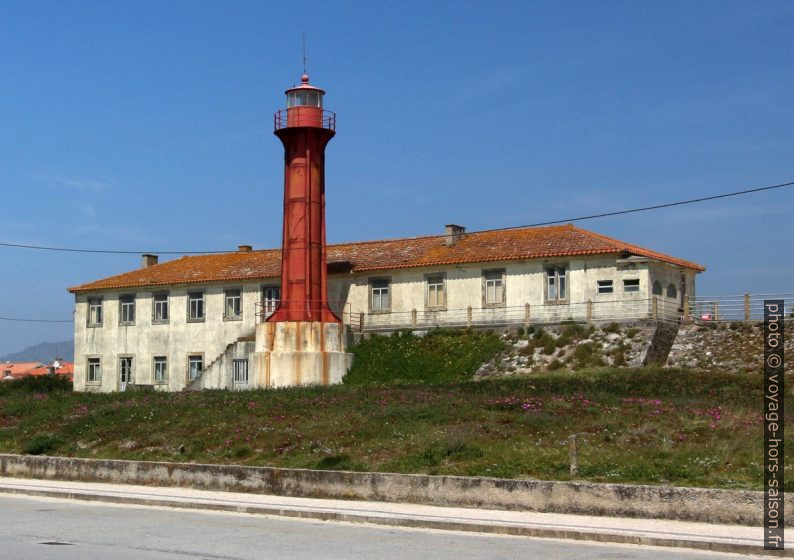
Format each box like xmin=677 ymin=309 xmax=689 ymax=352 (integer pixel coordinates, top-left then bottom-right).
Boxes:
xmin=0 ymin=367 xmax=789 ymax=490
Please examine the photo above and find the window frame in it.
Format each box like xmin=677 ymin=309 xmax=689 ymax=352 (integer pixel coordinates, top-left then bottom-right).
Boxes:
xmin=119 ymin=294 xmax=135 ymax=325
xmin=187 ymin=354 xmax=204 ymax=382
xmin=233 ymin=359 xmax=249 ymax=385
xmin=261 ymin=285 xmax=281 ymax=318
xmin=544 ymin=266 xmax=568 ymax=304
xmin=87 ymin=297 xmax=103 ymax=327
xmin=597 ymin=280 xmax=614 ymax=295
xmin=153 ymin=356 xmax=168 ymax=384
xmin=623 ymin=278 xmax=641 ymax=293
xmin=152 ymin=292 xmax=169 ymax=324
xmin=482 ymin=269 xmax=506 ymax=308
xmin=86 ymin=356 xmax=102 ymax=384
xmin=425 ymin=274 xmax=446 ymax=310
xmin=369 ymin=278 xmax=391 ymax=313
xmin=187 ymin=291 xmax=206 ymax=322
xmin=666 ymin=283 xmax=678 ymax=299
xmin=223 ymin=288 xmax=243 ymax=321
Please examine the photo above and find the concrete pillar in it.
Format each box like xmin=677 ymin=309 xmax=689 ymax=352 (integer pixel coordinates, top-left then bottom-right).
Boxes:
xmin=524 ymin=303 xmax=530 ymax=327
xmin=652 ymin=297 xmax=658 ymax=322
xmin=586 ymin=300 xmax=593 ymax=324
xmin=411 ymin=309 xmax=417 ymax=327
xmin=467 ymin=306 xmax=472 ymax=328
xmin=744 ymin=293 xmax=751 ymax=321
xmin=359 ymin=312 xmax=365 ymax=333
xmin=713 ymin=301 xmax=719 ymax=321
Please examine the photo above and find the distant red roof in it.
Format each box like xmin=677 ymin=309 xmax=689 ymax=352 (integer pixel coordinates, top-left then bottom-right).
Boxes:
xmin=68 ymin=224 xmax=704 ymax=294
xmin=1 ymin=361 xmax=74 ymax=381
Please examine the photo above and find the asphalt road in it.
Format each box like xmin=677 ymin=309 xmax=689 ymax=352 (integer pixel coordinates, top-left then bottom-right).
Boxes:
xmin=0 ymin=494 xmax=759 ymax=560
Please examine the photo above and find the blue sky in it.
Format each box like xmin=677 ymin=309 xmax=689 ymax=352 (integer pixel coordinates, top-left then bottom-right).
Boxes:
xmin=1 ymin=0 xmax=792 ymax=355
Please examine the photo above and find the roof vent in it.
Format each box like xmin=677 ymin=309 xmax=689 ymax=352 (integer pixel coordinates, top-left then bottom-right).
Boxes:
xmin=445 ymin=224 xmax=466 ymax=247
xmin=238 ymin=245 xmax=252 ymax=252
xmin=141 ymin=254 xmax=159 ymax=268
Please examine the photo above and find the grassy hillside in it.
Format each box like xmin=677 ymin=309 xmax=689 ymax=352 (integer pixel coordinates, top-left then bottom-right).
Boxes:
xmin=0 ymin=364 xmax=787 ymax=490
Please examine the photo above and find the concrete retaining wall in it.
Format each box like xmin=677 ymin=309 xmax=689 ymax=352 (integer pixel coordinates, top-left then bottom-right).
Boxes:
xmin=0 ymin=454 xmax=784 ymax=526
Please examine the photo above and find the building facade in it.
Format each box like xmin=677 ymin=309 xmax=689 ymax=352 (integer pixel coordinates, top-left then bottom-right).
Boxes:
xmin=68 ymin=224 xmax=703 ymax=392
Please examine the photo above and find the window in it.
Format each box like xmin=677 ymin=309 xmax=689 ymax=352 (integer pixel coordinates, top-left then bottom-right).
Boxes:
xmin=623 ymin=279 xmax=640 ymax=293
xmin=652 ymin=281 xmax=663 ymax=296
xmin=153 ymin=357 xmax=167 ymax=383
xmin=188 ymin=355 xmax=203 ymax=381
xmin=666 ymin=283 xmax=678 ymax=298
xmin=483 ymin=270 xmax=505 ymax=306
xmin=371 ymin=279 xmax=390 ymax=312
xmin=87 ymin=358 xmax=101 ymax=383
xmin=87 ymin=298 xmax=103 ymax=326
xmin=119 ymin=295 xmax=135 ymax=324
xmin=224 ymin=289 xmax=242 ymax=319
xmin=153 ymin=293 xmax=169 ymax=323
xmin=426 ymin=275 xmax=445 ymax=308
xmin=597 ymin=280 xmax=613 ymax=294
xmin=233 ymin=359 xmax=249 ymax=384
xmin=546 ymin=267 xmax=567 ymax=302
xmin=188 ymin=292 xmax=205 ymax=321
xmin=262 ymin=286 xmax=280 ymax=318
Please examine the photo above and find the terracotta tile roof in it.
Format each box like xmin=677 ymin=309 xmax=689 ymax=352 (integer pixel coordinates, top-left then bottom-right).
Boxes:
xmin=1 ymin=362 xmax=74 ymax=380
xmin=68 ymin=224 xmax=704 ymax=293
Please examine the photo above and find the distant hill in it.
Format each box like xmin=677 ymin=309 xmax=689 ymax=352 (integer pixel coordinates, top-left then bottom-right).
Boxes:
xmin=0 ymin=340 xmax=74 ymax=363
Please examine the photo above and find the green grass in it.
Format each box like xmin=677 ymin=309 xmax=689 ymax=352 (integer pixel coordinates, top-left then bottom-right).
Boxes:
xmin=343 ymin=329 xmax=505 ymax=385
xmin=0 ymin=367 xmax=789 ymax=491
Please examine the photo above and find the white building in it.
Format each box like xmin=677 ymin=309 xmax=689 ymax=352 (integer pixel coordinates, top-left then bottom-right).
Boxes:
xmin=68 ymin=223 xmax=703 ymax=392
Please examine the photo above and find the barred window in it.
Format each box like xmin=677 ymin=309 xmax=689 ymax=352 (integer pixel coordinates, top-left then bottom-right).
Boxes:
xmin=233 ymin=359 xmax=249 ymax=384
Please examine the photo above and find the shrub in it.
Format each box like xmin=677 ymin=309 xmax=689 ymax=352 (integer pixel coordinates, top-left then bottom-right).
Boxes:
xmin=571 ymin=343 xmax=605 ymax=369
xmin=625 ymin=327 xmax=641 ymax=339
xmin=0 ymin=375 xmax=72 ymax=396
xmin=602 ymin=322 xmax=621 ymax=334
xmin=547 ymin=359 xmax=564 ymax=371
xmin=23 ymin=434 xmax=62 ymax=455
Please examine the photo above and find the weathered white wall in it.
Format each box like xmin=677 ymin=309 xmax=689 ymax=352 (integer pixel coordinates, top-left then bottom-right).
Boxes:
xmin=73 ymin=256 xmax=695 ymax=392
xmin=74 ymin=283 xmax=262 ymax=393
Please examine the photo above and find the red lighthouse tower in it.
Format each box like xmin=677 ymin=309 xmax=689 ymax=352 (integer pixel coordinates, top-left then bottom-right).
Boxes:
xmin=269 ymin=74 xmax=340 ymax=324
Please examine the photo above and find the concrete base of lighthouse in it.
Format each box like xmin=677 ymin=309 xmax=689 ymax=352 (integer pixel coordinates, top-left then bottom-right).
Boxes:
xmin=250 ymin=321 xmax=353 ymax=388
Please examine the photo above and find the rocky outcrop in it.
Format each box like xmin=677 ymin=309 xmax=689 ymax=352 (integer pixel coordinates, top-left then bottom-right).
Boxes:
xmin=667 ymin=321 xmax=793 ymax=373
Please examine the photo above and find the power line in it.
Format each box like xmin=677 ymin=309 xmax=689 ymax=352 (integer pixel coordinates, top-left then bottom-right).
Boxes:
xmin=0 ymin=179 xmax=791 ymax=254
xmin=0 ymin=316 xmax=72 ymax=323
xmin=491 ymin=179 xmax=794 ymax=231
xmin=0 ymin=242 xmax=227 ymax=255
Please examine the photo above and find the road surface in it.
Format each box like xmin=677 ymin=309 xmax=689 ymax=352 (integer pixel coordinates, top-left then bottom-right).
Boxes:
xmin=0 ymin=494 xmax=761 ymax=559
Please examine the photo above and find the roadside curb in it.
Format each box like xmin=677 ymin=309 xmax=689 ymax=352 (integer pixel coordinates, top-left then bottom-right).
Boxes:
xmin=2 ymin=454 xmax=786 ymax=527
xmin=0 ymin=479 xmax=786 ymax=557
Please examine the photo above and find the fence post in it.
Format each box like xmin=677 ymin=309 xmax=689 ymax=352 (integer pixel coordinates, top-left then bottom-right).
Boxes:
xmin=652 ymin=297 xmax=658 ymax=322
xmin=569 ymin=435 xmax=578 ymax=476
xmin=359 ymin=312 xmax=364 ymax=333
xmin=683 ymin=295 xmax=690 ymax=323
xmin=713 ymin=301 xmax=719 ymax=321
xmin=586 ymin=300 xmax=593 ymax=324
xmin=467 ymin=306 xmax=472 ymax=328
xmin=524 ymin=303 xmax=530 ymax=327
xmin=411 ymin=309 xmax=417 ymax=327
xmin=744 ymin=293 xmax=750 ymax=322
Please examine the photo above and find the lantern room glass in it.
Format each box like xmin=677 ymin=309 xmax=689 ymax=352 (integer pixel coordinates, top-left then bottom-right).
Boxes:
xmin=287 ymin=90 xmax=323 ymax=108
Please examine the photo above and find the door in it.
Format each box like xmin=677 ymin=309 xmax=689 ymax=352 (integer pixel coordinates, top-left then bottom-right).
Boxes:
xmin=119 ymin=357 xmax=133 ymax=391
